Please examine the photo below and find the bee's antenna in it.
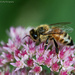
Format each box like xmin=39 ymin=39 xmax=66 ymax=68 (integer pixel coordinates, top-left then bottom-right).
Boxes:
xmin=22 ymin=35 xmax=31 ymax=44
xmin=23 ymin=35 xmax=30 ymax=39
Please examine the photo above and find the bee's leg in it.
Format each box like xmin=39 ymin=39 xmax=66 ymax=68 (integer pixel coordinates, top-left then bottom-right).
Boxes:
xmin=29 ymin=39 xmax=30 ymax=44
xmin=44 ymin=36 xmax=50 ymax=50
xmin=35 ymin=38 xmax=41 ymax=46
xmin=39 ymin=38 xmax=41 ymax=42
xmin=52 ymin=38 xmax=59 ymax=57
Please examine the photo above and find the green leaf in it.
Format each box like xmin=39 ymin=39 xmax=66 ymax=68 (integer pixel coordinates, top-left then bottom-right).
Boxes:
xmin=9 ymin=64 xmax=15 ymax=72
xmin=54 ymin=72 xmax=59 ymax=75
xmin=33 ymin=55 xmax=36 ymax=60
xmin=41 ymin=65 xmax=51 ymax=74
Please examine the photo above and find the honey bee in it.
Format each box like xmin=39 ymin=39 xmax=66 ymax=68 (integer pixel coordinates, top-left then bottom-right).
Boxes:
xmin=24 ymin=22 xmax=74 ymax=55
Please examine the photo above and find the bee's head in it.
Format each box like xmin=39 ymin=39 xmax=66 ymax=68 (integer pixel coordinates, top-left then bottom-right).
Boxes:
xmin=30 ymin=29 xmax=38 ymax=41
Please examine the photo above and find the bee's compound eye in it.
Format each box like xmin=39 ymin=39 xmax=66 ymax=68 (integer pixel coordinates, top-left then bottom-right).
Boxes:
xmin=40 ymin=27 xmax=43 ymax=29
xmin=33 ymin=34 xmax=38 ymax=39
xmin=30 ymin=29 xmax=35 ymax=34
xmin=34 ymin=34 xmax=37 ymax=37
xmin=30 ymin=29 xmax=38 ymax=40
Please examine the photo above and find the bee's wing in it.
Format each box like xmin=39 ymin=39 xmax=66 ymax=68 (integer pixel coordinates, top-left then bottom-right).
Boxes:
xmin=59 ymin=25 xmax=73 ymax=33
xmin=49 ymin=22 xmax=73 ymax=33
xmin=49 ymin=22 xmax=71 ymax=26
xmin=42 ymin=30 xmax=63 ymax=35
xmin=43 ymin=27 xmax=73 ymax=35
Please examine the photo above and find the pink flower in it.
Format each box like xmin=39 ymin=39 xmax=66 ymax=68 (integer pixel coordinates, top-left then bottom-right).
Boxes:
xmin=0 ymin=26 xmax=75 ymax=75
xmin=47 ymin=49 xmax=56 ymax=58
xmin=16 ymin=61 xmax=23 ymax=67
xmin=59 ymin=49 xmax=65 ymax=59
xmin=44 ymin=57 xmax=51 ymax=67
xmin=27 ymin=58 xmax=34 ymax=67
xmin=21 ymin=68 xmax=27 ymax=75
xmin=10 ymin=54 xmax=27 ymax=71
xmin=24 ymin=37 xmax=33 ymax=44
xmin=59 ymin=70 xmax=69 ymax=75
xmin=21 ymin=50 xmax=27 ymax=56
xmin=3 ymin=39 xmax=17 ymax=53
xmin=37 ymin=43 xmax=45 ymax=55
xmin=0 ymin=58 xmax=3 ymax=67
xmin=9 ymin=27 xmax=26 ymax=40
xmin=33 ymin=66 xmax=42 ymax=73
xmin=68 ymin=56 xmax=73 ymax=61
xmin=51 ymin=62 xmax=60 ymax=72
xmin=15 ymin=49 xmax=20 ymax=57
xmin=29 ymin=65 xmax=42 ymax=75
xmin=10 ymin=60 xmax=27 ymax=71
xmin=63 ymin=60 xmax=70 ymax=68
xmin=5 ymin=70 xmax=10 ymax=75
xmin=36 ymin=55 xmax=44 ymax=65
xmin=29 ymin=43 xmax=36 ymax=54
xmin=61 ymin=58 xmax=75 ymax=72
xmin=5 ymin=53 xmax=14 ymax=61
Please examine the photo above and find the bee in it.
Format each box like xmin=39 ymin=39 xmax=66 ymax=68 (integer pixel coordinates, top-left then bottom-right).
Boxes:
xmin=24 ymin=22 xmax=74 ymax=55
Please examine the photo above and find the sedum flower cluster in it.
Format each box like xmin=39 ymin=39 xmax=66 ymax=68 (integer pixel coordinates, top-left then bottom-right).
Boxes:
xmin=0 ymin=26 xmax=75 ymax=75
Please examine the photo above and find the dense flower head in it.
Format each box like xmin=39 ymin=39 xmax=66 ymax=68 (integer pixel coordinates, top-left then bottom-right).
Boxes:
xmin=0 ymin=26 xmax=75 ymax=75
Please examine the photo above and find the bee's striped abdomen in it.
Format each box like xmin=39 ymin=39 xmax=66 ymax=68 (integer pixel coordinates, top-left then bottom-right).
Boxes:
xmin=52 ymin=32 xmax=74 ymax=46
xmin=59 ymin=32 xmax=74 ymax=46
xmin=51 ymin=28 xmax=74 ymax=46
xmin=67 ymin=39 xmax=74 ymax=46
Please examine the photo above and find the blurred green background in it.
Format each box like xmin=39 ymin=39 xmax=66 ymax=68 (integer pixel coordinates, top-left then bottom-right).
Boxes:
xmin=0 ymin=0 xmax=75 ymax=42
